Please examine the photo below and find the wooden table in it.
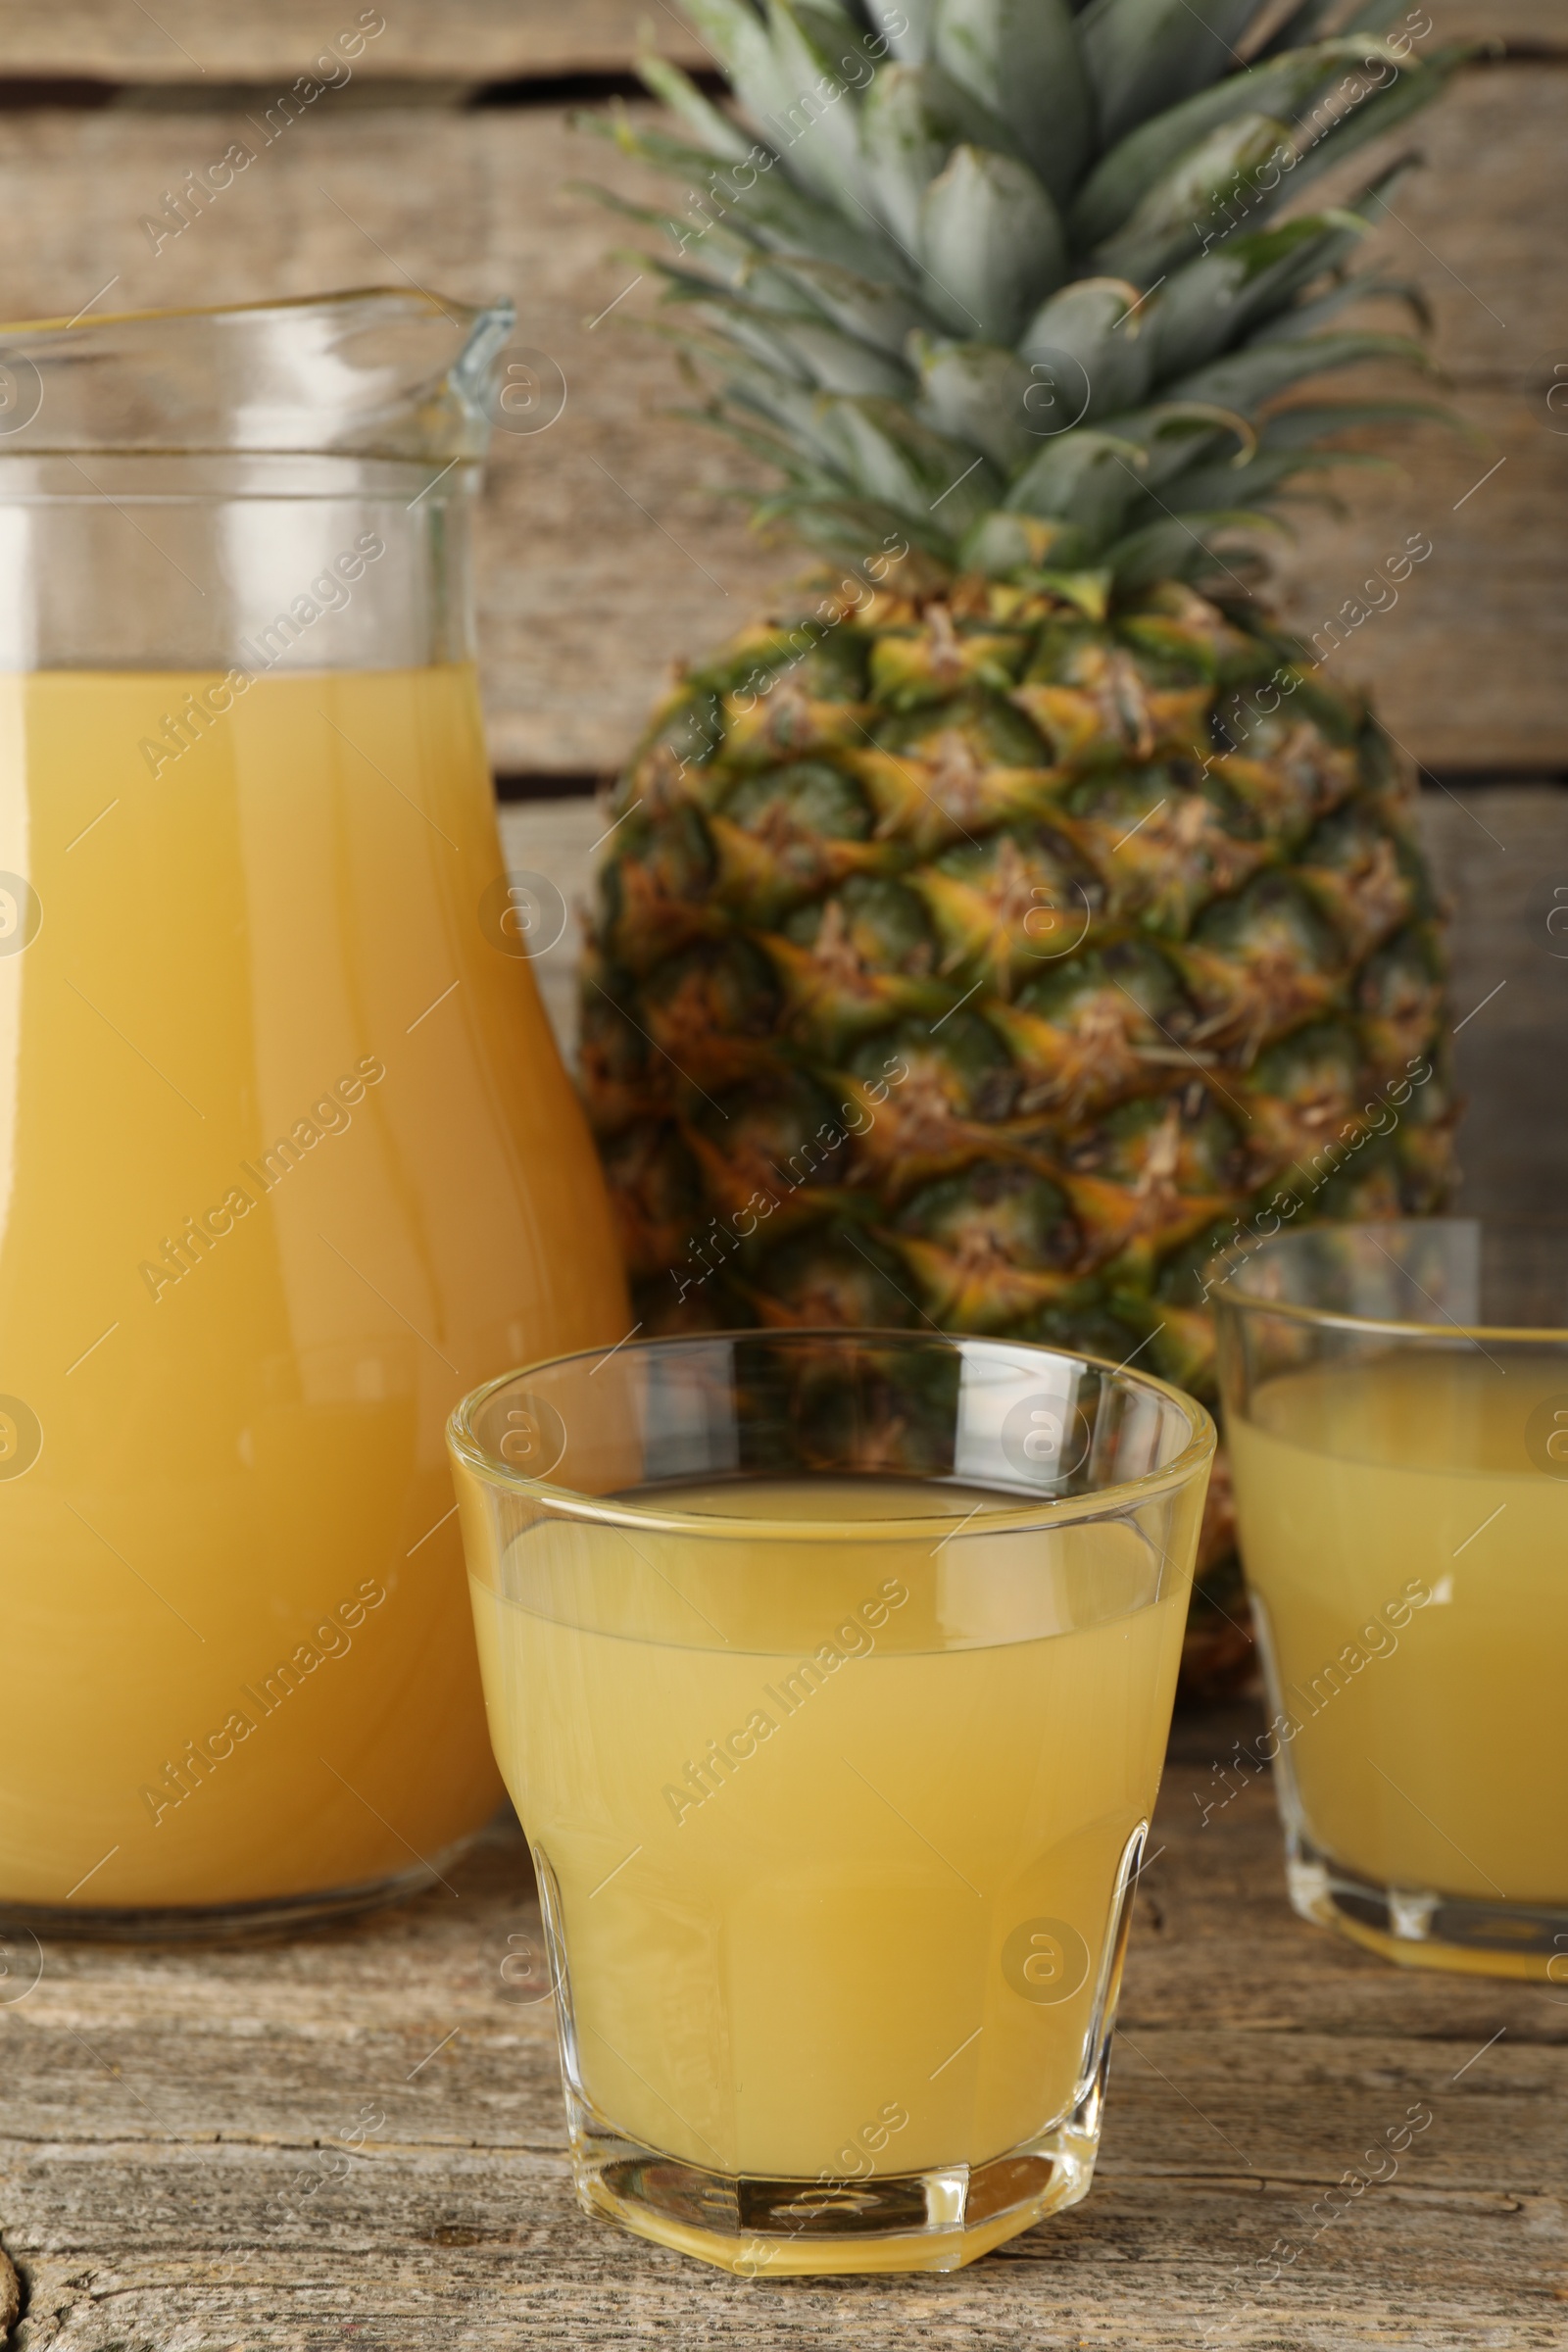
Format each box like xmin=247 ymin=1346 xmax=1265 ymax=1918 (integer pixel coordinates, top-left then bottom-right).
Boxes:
xmin=3 ymin=1703 xmax=1564 ymax=2350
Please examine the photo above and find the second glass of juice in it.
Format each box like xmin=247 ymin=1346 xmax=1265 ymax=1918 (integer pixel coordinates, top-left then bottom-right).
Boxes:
xmin=1215 ymin=1218 xmax=1568 ymax=1980
xmin=449 ymin=1330 xmax=1213 ymax=2277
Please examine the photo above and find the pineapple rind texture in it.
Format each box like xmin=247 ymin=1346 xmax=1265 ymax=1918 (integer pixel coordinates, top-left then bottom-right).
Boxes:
xmin=583 ymin=577 xmax=1456 ymax=1398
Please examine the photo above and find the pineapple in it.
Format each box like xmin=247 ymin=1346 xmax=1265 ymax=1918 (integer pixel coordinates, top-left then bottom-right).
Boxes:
xmin=576 ymin=0 xmax=1464 ymax=1669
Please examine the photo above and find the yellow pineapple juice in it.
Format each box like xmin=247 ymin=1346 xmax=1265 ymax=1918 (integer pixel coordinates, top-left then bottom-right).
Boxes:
xmin=468 ymin=1475 xmax=1187 ymax=2196
xmin=1230 ymin=1351 xmax=1568 ymax=1923
xmin=0 ymin=664 xmax=625 ymax=1911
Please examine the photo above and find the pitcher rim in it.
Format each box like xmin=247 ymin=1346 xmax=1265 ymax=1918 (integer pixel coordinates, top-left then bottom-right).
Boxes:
xmin=0 ymin=284 xmax=511 ymax=341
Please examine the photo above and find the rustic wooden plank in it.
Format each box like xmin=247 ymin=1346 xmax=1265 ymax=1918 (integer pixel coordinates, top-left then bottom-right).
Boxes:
xmin=1417 ymin=787 xmax=1568 ymax=1221
xmin=497 ymin=802 xmax=598 ymax=1072
xmin=0 ymin=79 xmax=1559 ymax=774
xmin=1283 ymin=59 xmax=1568 ymax=386
xmin=0 ymin=0 xmax=1556 ymax=80
xmin=1267 ymin=392 xmax=1568 ymax=773
xmin=0 ymin=4 xmax=710 ymax=82
xmin=1423 ymin=1 xmax=1567 ymax=44
xmin=2 ymin=1711 xmax=1565 ymax=2350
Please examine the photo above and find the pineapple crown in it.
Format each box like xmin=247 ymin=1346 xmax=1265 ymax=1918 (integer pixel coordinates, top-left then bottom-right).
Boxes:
xmin=584 ymin=0 xmax=1467 ymax=599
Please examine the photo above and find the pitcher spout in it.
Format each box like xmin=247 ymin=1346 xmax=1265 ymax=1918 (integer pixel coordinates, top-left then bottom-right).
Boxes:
xmin=0 ymin=285 xmax=515 ymax=458
xmin=0 ymin=287 xmax=516 ymax=670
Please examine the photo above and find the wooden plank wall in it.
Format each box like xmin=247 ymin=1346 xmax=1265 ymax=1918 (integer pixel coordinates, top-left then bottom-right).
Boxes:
xmin=0 ymin=1 xmax=1562 ymax=780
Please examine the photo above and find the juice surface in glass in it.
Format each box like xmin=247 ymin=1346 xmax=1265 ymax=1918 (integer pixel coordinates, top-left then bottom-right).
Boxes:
xmin=470 ymin=1472 xmax=1186 ymax=2185
xmin=0 ymin=663 xmax=626 ymax=1912
xmin=1230 ymin=1350 xmax=1568 ymax=1908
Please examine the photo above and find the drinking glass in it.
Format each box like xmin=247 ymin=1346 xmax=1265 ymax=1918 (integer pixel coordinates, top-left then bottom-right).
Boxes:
xmin=1214 ymin=1218 xmax=1568 ymax=1980
xmin=449 ymin=1329 xmax=1213 ymax=2276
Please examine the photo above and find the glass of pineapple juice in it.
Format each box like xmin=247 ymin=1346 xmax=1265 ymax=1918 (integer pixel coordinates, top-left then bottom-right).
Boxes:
xmin=1216 ymin=1219 xmax=1568 ymax=1981
xmin=449 ymin=1329 xmax=1213 ymax=2277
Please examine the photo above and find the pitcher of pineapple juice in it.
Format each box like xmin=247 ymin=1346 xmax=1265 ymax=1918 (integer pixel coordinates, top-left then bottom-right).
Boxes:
xmin=0 ymin=291 xmax=627 ymax=1932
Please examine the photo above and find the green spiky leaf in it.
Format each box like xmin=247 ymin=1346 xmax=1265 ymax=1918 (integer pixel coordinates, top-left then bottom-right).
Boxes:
xmin=919 ymin=144 xmax=1068 ymax=339
xmin=578 ymin=0 xmax=1463 ymax=581
xmin=1069 ymin=35 xmax=1414 ymax=248
xmin=1078 ymin=0 xmax=1263 ymax=146
xmin=932 ymin=0 xmax=1092 ymax=201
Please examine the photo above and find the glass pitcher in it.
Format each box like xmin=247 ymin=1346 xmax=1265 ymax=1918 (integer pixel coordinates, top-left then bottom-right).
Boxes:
xmin=0 ymin=291 xmax=628 ymax=1935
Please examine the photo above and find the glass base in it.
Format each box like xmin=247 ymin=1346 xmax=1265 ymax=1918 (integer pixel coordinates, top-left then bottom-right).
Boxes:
xmin=561 ymin=2051 xmax=1106 ymax=2278
xmin=533 ymin=1815 xmax=1148 ymax=2277
xmin=1286 ymin=1836 xmax=1568 ymax=1984
xmin=0 ymin=1850 xmax=466 ymax=1943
